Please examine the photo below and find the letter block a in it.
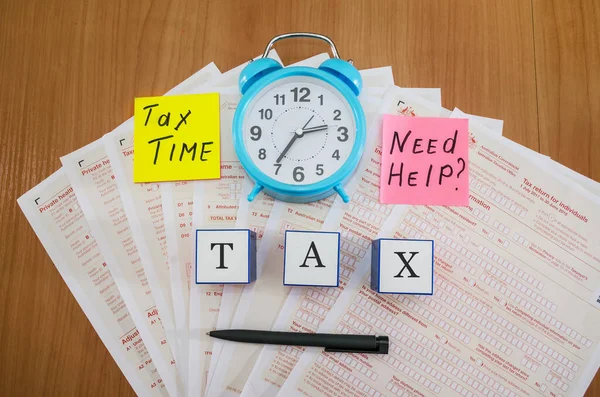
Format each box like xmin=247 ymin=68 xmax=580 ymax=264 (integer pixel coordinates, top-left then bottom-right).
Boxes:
xmin=371 ymin=238 xmax=434 ymax=295
xmin=283 ymin=230 xmax=340 ymax=287
xmin=195 ymin=229 xmax=256 ymax=284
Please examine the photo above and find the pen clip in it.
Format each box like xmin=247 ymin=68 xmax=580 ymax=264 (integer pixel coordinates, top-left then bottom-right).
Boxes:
xmin=324 ymin=336 xmax=389 ymax=354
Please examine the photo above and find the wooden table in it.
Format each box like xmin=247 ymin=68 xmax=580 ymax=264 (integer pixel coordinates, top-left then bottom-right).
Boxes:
xmin=1 ymin=0 xmax=598 ymax=395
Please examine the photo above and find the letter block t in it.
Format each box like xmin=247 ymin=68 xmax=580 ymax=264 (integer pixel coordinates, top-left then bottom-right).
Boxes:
xmin=371 ymin=238 xmax=434 ymax=294
xmin=195 ymin=229 xmax=256 ymax=284
xmin=283 ymin=230 xmax=340 ymax=287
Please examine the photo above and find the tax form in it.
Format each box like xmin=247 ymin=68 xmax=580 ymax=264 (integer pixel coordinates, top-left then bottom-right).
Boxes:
xmin=279 ymin=104 xmax=600 ymax=397
xmin=450 ymin=109 xmax=600 ymax=197
xmin=187 ymin=86 xmax=242 ymax=397
xmin=209 ymin=66 xmax=399 ymax=392
xmin=185 ymin=54 xmax=327 ymax=397
xmin=61 ymin=139 xmax=183 ymax=395
xmin=202 ymin=55 xmax=332 ymax=390
xmin=161 ymin=59 xmax=254 ymax=392
xmin=18 ymin=169 xmax=169 ymax=397
xmin=207 ymin=87 xmax=444 ymax=397
xmin=237 ymin=88 xmax=450 ymax=397
xmin=161 ymin=179 xmax=195 ymax=385
xmin=159 ymin=54 xmax=283 ymax=396
xmin=103 ymin=63 xmax=220 ymax=383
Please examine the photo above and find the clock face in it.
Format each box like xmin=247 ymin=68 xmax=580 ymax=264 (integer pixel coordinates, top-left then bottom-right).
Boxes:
xmin=242 ymin=76 xmax=357 ymax=186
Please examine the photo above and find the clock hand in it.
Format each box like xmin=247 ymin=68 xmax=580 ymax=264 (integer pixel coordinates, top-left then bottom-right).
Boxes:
xmin=286 ymin=125 xmax=330 ymax=135
xmin=276 ymin=115 xmax=316 ymax=163
xmin=300 ymin=124 xmax=328 ymax=134
xmin=302 ymin=115 xmax=315 ymax=129
xmin=276 ymin=133 xmax=299 ymax=164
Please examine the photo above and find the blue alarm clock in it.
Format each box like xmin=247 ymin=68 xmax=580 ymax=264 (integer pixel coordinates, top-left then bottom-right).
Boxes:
xmin=232 ymin=33 xmax=366 ymax=203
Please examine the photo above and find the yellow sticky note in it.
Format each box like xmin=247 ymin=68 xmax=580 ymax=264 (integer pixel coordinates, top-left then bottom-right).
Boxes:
xmin=133 ymin=93 xmax=220 ymax=182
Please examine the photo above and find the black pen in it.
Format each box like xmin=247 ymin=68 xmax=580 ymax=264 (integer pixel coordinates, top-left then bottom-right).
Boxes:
xmin=207 ymin=329 xmax=389 ymax=354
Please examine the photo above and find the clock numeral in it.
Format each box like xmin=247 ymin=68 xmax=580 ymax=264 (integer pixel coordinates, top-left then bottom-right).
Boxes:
xmin=274 ymin=94 xmax=286 ymax=106
xmin=318 ymin=94 xmax=324 ymax=106
xmin=337 ymin=126 xmax=349 ymax=142
xmin=258 ymin=148 xmax=267 ymax=160
xmin=333 ymin=109 xmax=341 ymax=121
xmin=273 ymin=163 xmax=282 ymax=175
xmin=259 ymin=108 xmax=273 ymax=120
xmin=316 ymin=164 xmax=324 ymax=176
xmin=250 ymin=126 xmax=262 ymax=141
xmin=291 ymin=87 xmax=310 ymax=102
xmin=293 ymin=166 xmax=305 ymax=182
xmin=332 ymin=150 xmax=340 ymax=160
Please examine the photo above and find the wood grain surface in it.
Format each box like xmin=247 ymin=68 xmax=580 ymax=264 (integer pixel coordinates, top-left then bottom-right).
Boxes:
xmin=0 ymin=0 xmax=598 ymax=396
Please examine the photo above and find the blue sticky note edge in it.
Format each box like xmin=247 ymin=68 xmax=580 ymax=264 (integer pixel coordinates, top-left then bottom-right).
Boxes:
xmin=249 ymin=230 xmax=257 ymax=283
xmin=371 ymin=239 xmax=381 ymax=292
xmin=371 ymin=238 xmax=435 ymax=295
xmin=283 ymin=230 xmax=341 ymax=287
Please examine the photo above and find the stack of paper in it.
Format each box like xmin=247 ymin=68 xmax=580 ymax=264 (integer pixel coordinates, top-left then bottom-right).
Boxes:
xmin=18 ymin=52 xmax=600 ymax=397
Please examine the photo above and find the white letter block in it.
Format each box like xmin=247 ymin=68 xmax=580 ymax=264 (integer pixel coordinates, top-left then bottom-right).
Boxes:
xmin=195 ymin=229 xmax=256 ymax=284
xmin=283 ymin=230 xmax=340 ymax=287
xmin=371 ymin=239 xmax=434 ymax=295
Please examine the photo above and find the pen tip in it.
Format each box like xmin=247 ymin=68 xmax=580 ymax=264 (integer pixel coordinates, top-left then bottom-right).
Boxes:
xmin=206 ymin=332 xmax=211 ymax=336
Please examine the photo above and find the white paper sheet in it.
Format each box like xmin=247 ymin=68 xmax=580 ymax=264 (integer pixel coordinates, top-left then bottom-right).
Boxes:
xmin=237 ymin=87 xmax=450 ymax=397
xmin=18 ymin=169 xmax=169 ymax=397
xmin=158 ymin=53 xmax=283 ymax=396
xmin=161 ymin=179 xmax=195 ymax=387
xmin=451 ymin=108 xmax=600 ymax=197
xmin=103 ymin=63 xmax=220 ymax=390
xmin=206 ymin=53 xmax=335 ymax=385
xmin=279 ymin=98 xmax=600 ymax=397
xmin=61 ymin=139 xmax=182 ymax=395
xmin=187 ymin=53 xmax=330 ymax=397
xmin=209 ymin=64 xmax=393 ymax=386
xmin=241 ymin=103 xmax=506 ymax=397
xmin=452 ymin=109 xmax=503 ymax=137
xmin=207 ymin=86 xmax=446 ymax=397
xmin=161 ymin=68 xmax=245 ymax=376
xmin=362 ymin=86 xmax=442 ymax=108
xmin=464 ymin=111 xmax=504 ymax=135
xmin=210 ymin=78 xmax=403 ymax=397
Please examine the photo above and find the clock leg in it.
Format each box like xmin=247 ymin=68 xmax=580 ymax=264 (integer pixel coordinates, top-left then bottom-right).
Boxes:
xmin=334 ymin=185 xmax=350 ymax=203
xmin=248 ymin=184 xmax=264 ymax=202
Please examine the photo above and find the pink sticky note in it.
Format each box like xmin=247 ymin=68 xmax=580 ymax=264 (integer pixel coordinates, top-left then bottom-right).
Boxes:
xmin=380 ymin=115 xmax=469 ymax=206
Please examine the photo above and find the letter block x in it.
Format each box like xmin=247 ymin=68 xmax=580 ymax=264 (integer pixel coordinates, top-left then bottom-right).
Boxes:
xmin=371 ymin=239 xmax=434 ymax=294
xmin=283 ymin=230 xmax=340 ymax=287
xmin=195 ymin=229 xmax=256 ymax=284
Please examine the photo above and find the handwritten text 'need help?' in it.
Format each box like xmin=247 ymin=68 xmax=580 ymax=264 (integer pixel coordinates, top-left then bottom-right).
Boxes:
xmin=133 ymin=93 xmax=220 ymax=183
xmin=380 ymin=116 xmax=469 ymax=206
